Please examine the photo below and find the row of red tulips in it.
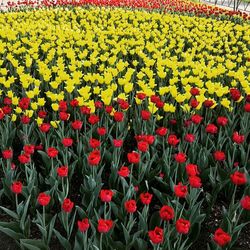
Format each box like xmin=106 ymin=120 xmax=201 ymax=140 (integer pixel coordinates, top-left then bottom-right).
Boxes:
xmin=3 ymin=0 xmax=250 ymax=20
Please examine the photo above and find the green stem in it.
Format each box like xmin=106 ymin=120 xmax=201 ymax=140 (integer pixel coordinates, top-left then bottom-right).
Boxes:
xmin=15 ymin=194 xmax=18 ymax=212
xmin=62 ymin=177 xmax=65 ymax=197
xmin=76 ymin=130 xmax=80 ymax=155
xmin=153 ymin=244 xmax=160 ymax=250
xmin=176 ymin=234 xmax=182 ymax=250
xmin=66 ymin=213 xmax=69 ymax=240
xmin=104 ymin=202 xmax=107 ymax=220
xmin=167 ymin=222 xmax=171 ymax=250
xmin=174 ymin=198 xmax=179 ymax=221
xmin=129 ymin=164 xmax=134 ymax=187
xmin=100 ymin=233 xmax=103 ymax=250
xmin=230 ymin=185 xmax=237 ymax=208
xmin=83 ymin=232 xmax=87 ymax=250
xmin=235 ymin=208 xmax=243 ymax=226
xmin=43 ymin=206 xmax=47 ymax=243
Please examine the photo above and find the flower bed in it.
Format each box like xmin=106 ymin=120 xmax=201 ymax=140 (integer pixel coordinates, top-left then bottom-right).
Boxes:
xmin=4 ymin=0 xmax=250 ymax=20
xmin=0 ymin=6 xmax=250 ymax=250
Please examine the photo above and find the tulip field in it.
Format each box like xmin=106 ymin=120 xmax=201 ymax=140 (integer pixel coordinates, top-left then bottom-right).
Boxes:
xmin=0 ymin=1 xmax=250 ymax=249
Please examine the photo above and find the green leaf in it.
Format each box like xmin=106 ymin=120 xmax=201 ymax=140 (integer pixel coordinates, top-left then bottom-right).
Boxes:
xmin=69 ymin=210 xmax=77 ymax=236
xmin=138 ymin=211 xmax=148 ymax=232
xmin=20 ymin=239 xmax=48 ymax=250
xmin=20 ymin=195 xmax=31 ymax=232
xmin=48 ymin=214 xmax=57 ymax=244
xmin=53 ymin=229 xmax=71 ymax=250
xmin=0 ymin=206 xmax=19 ymax=220
xmin=134 ymin=238 xmax=148 ymax=249
xmin=121 ymin=223 xmax=130 ymax=244
xmin=0 ymin=222 xmax=24 ymax=240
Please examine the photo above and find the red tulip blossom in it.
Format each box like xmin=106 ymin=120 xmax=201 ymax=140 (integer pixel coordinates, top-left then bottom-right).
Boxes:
xmin=97 ymin=127 xmax=107 ymax=136
xmin=2 ymin=149 xmax=13 ymax=159
xmin=97 ymin=219 xmax=113 ymax=233
xmin=88 ymin=115 xmax=99 ymax=125
xmin=230 ymin=171 xmax=247 ymax=185
xmin=213 ymin=228 xmax=231 ymax=247
xmin=88 ymin=150 xmax=101 ymax=166
xmin=141 ymin=110 xmax=151 ymax=120
xmin=230 ymin=88 xmax=241 ymax=101
xmin=174 ymin=183 xmax=188 ymax=198
xmin=189 ymin=176 xmax=202 ymax=188
xmin=113 ymin=139 xmax=123 ymax=147
xmin=99 ymin=189 xmax=113 ymax=203
xmin=89 ymin=138 xmax=101 ymax=148
xmin=148 ymin=227 xmax=164 ymax=244
xmin=205 ymin=124 xmax=218 ymax=134
xmin=124 ymin=200 xmax=137 ymax=213
xmin=137 ymin=141 xmax=149 ymax=152
xmin=168 ymin=134 xmax=180 ymax=147
xmin=140 ymin=192 xmax=153 ymax=205
xmin=57 ymin=166 xmax=68 ymax=177
xmin=127 ymin=152 xmax=140 ymax=164
xmin=185 ymin=164 xmax=200 ymax=176
xmin=217 ymin=116 xmax=228 ymax=126
xmin=78 ymin=218 xmax=90 ymax=233
xmin=37 ymin=193 xmax=51 ymax=206
xmin=176 ymin=219 xmax=190 ymax=234
xmin=62 ymin=198 xmax=74 ymax=213
xmin=71 ymin=120 xmax=83 ymax=130
xmin=241 ymin=196 xmax=250 ymax=210
xmin=113 ymin=111 xmax=124 ymax=122
xmin=191 ymin=114 xmax=203 ymax=124
xmin=118 ymin=166 xmax=130 ymax=178
xmin=39 ymin=123 xmax=51 ymax=133
xmin=156 ymin=127 xmax=168 ymax=136
xmin=62 ymin=138 xmax=73 ymax=147
xmin=213 ymin=151 xmax=226 ymax=161
xmin=47 ymin=147 xmax=59 ymax=158
xmin=174 ymin=152 xmax=187 ymax=163
xmin=11 ymin=181 xmax=23 ymax=194
xmin=159 ymin=205 xmax=174 ymax=221
xmin=18 ymin=153 xmax=31 ymax=164
xmin=232 ymin=132 xmax=245 ymax=144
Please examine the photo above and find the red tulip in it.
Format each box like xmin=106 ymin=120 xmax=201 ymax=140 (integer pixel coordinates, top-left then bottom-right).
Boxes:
xmin=148 ymin=227 xmax=164 ymax=244
xmin=62 ymin=198 xmax=74 ymax=213
xmin=159 ymin=205 xmax=174 ymax=221
xmin=37 ymin=193 xmax=51 ymax=206
xmin=140 ymin=192 xmax=153 ymax=205
xmin=57 ymin=166 xmax=68 ymax=177
xmin=230 ymin=171 xmax=247 ymax=185
xmin=88 ymin=150 xmax=101 ymax=166
xmin=127 ymin=152 xmax=140 ymax=164
xmin=174 ymin=183 xmax=188 ymax=198
xmin=99 ymin=189 xmax=113 ymax=203
xmin=11 ymin=181 xmax=23 ymax=194
xmin=118 ymin=166 xmax=130 ymax=177
xmin=2 ymin=149 xmax=13 ymax=159
xmin=241 ymin=196 xmax=250 ymax=210
xmin=176 ymin=219 xmax=190 ymax=234
xmin=124 ymin=200 xmax=137 ymax=213
xmin=62 ymin=138 xmax=73 ymax=147
xmin=97 ymin=219 xmax=113 ymax=233
xmin=78 ymin=218 xmax=90 ymax=233
xmin=213 ymin=228 xmax=231 ymax=247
